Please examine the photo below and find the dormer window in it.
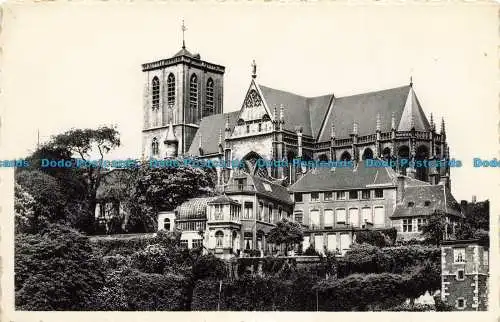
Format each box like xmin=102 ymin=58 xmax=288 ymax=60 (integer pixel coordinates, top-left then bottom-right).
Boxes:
xmin=424 ymin=200 xmax=431 ymax=206
xmin=407 ymin=201 xmax=415 ymax=207
xmin=262 ymin=182 xmax=272 ymax=192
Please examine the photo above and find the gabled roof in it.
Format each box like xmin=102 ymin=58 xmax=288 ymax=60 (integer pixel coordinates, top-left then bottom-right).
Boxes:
xmin=229 ymin=172 xmax=293 ymax=205
xmin=289 ymin=161 xmax=396 ymax=192
xmin=391 ymin=184 xmax=463 ymax=219
xmin=187 ymin=111 xmax=240 ymax=156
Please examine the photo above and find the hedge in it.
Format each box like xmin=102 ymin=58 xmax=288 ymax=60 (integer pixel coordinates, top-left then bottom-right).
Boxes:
xmin=89 ymin=234 xmax=157 ymax=256
xmin=192 ymin=274 xmax=318 ymax=311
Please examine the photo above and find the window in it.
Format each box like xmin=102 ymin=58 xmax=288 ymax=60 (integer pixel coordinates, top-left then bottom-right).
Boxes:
xmin=263 ymin=182 xmax=272 ymax=192
xmin=244 ymin=202 xmax=253 ymax=219
xmin=457 ymin=269 xmax=465 ymax=280
xmin=189 ymin=74 xmax=198 ymax=123
xmin=258 ymin=122 xmax=262 ymax=132
xmin=361 ymin=190 xmax=370 ymax=200
xmin=311 ymin=192 xmax=319 ymax=202
xmin=295 ymin=193 xmax=303 ymax=203
xmin=205 ymin=78 xmax=214 ymax=116
xmin=237 ymin=178 xmax=246 ymax=190
xmin=167 ymin=73 xmax=175 ymax=105
xmin=417 ymin=218 xmax=427 ymax=232
xmin=215 ymin=231 xmax=224 ymax=248
xmin=484 ymin=250 xmax=489 ymax=267
xmin=349 ymin=190 xmax=358 ymax=200
xmin=349 ymin=208 xmax=359 ymax=227
xmin=457 ymin=298 xmax=465 ymax=309
xmin=402 ymin=219 xmax=412 ymax=232
xmin=180 ymin=240 xmax=188 ymax=249
xmin=374 ymin=206 xmax=385 ymax=226
xmin=294 ymin=212 xmax=303 ymax=223
xmin=374 ymin=189 xmax=384 ymax=198
xmin=336 ymin=191 xmax=346 ymax=200
xmin=267 ymin=205 xmax=273 ymax=222
xmin=324 ymin=209 xmax=334 ymax=228
xmin=151 ymin=137 xmax=159 ymax=156
xmin=258 ymin=202 xmax=263 ymax=221
xmin=163 ymin=218 xmax=171 ymax=231
xmin=336 ymin=208 xmax=346 ymax=223
xmin=407 ymin=201 xmax=415 ymax=207
xmin=362 ymin=207 xmax=372 ymax=224
xmin=152 ymin=76 xmax=160 ymax=109
xmin=454 ymin=248 xmax=466 ymax=263
xmin=310 ymin=209 xmax=320 ymax=228
xmin=246 ymin=124 xmax=250 ymax=133
xmin=324 ymin=192 xmax=333 ymax=201
xmin=192 ymin=239 xmax=203 ymax=249
xmin=278 ymin=207 xmax=283 ymax=220
xmin=214 ymin=205 xmax=223 ymax=220
xmin=424 ymin=200 xmax=431 ymax=206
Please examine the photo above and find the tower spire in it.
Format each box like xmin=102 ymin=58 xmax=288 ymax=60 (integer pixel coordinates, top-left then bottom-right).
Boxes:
xmin=430 ymin=113 xmax=435 ymax=131
xmin=441 ymin=117 xmax=446 ymax=134
xmin=181 ymin=20 xmax=187 ymax=49
xmin=410 ymin=75 xmax=413 ymax=87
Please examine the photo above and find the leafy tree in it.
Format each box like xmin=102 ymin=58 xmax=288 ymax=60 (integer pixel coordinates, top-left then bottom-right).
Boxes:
xmin=15 ymin=224 xmax=104 ymax=310
xmin=421 ymin=210 xmax=448 ymax=246
xmin=129 ymin=160 xmax=215 ymax=232
xmin=15 ymin=170 xmax=68 ymax=231
xmin=267 ymin=219 xmax=304 ymax=255
xmin=14 ymin=183 xmax=37 ymax=234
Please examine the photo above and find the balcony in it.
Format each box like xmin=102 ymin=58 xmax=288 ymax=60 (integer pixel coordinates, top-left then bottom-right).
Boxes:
xmin=224 ymin=184 xmax=257 ymax=193
xmin=208 ymin=211 xmax=241 ymax=224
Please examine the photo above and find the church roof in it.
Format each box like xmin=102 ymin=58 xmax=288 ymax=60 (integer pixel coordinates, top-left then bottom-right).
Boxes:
xmin=391 ymin=184 xmax=463 ymax=219
xmin=289 ymin=161 xmax=396 ymax=192
xmin=187 ymin=111 xmax=240 ymax=156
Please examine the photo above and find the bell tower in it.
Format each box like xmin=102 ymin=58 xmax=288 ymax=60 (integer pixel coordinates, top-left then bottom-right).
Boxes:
xmin=141 ymin=21 xmax=225 ymax=158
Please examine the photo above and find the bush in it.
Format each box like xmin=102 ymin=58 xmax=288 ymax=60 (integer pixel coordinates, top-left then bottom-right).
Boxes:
xmin=15 ymin=224 xmax=104 ymax=310
xmin=303 ymin=245 xmax=320 ymax=256
xmin=355 ymin=228 xmax=397 ymax=247
xmin=89 ymin=233 xmax=157 ymax=256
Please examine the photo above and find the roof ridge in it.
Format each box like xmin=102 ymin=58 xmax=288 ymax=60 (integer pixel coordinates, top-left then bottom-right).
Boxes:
xmin=335 ymin=85 xmax=410 ymax=100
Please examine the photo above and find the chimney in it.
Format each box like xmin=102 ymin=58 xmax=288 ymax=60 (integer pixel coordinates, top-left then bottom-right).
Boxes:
xmin=472 ymin=195 xmax=477 ymax=203
xmin=396 ymin=175 xmax=405 ymax=204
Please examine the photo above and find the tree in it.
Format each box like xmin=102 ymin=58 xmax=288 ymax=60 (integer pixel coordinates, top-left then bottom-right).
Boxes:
xmin=15 ymin=224 xmax=104 ymax=310
xmin=14 ymin=184 xmax=37 ymax=234
xmin=421 ymin=210 xmax=448 ymax=247
xmin=267 ymin=219 xmax=304 ymax=255
xmin=129 ymin=159 xmax=215 ymax=232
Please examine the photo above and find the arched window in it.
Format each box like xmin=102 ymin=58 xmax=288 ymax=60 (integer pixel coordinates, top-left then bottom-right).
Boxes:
xmin=189 ymin=74 xmax=198 ymax=123
xmin=163 ymin=218 xmax=170 ymax=231
xmin=167 ymin=73 xmax=175 ymax=106
xmin=152 ymin=76 xmax=160 ymax=110
xmin=340 ymin=151 xmax=352 ymax=161
xmin=215 ymin=231 xmax=224 ymax=248
xmin=382 ymin=147 xmax=391 ymax=161
xmin=204 ymin=78 xmax=214 ymax=116
xmin=362 ymin=148 xmax=374 ymax=160
xmin=151 ymin=137 xmax=159 ymax=156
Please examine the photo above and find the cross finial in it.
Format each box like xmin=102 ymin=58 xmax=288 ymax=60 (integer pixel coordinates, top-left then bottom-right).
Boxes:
xmin=410 ymin=75 xmax=413 ymax=87
xmin=251 ymin=60 xmax=257 ymax=79
xmin=181 ymin=20 xmax=187 ymax=49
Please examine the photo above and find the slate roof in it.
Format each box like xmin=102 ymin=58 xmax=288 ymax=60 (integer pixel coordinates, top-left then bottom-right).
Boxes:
xmin=229 ymin=172 xmax=293 ymax=205
xmin=187 ymin=111 xmax=240 ymax=156
xmin=391 ymin=184 xmax=463 ymax=219
xmin=289 ymin=161 xmax=396 ymax=192
xmin=174 ymin=47 xmax=194 ymax=58
xmin=187 ymin=82 xmax=431 ymax=153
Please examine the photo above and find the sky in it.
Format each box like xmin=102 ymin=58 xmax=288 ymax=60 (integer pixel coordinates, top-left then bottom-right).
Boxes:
xmin=1 ymin=2 xmax=498 ymax=202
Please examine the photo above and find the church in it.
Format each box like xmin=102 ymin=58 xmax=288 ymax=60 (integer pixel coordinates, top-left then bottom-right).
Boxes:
xmin=141 ymin=39 xmax=463 ymax=258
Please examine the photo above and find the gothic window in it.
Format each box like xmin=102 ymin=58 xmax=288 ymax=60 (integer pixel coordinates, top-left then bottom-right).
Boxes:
xmin=204 ymin=78 xmax=214 ymax=116
xmin=189 ymin=74 xmax=198 ymax=123
xmin=151 ymin=137 xmax=159 ymax=156
xmin=340 ymin=151 xmax=352 ymax=161
xmin=362 ymin=148 xmax=374 ymax=160
xmin=215 ymin=231 xmax=224 ymax=248
xmin=152 ymin=77 xmax=160 ymax=110
xmin=244 ymin=89 xmax=262 ymax=108
xmin=167 ymin=73 xmax=175 ymax=106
